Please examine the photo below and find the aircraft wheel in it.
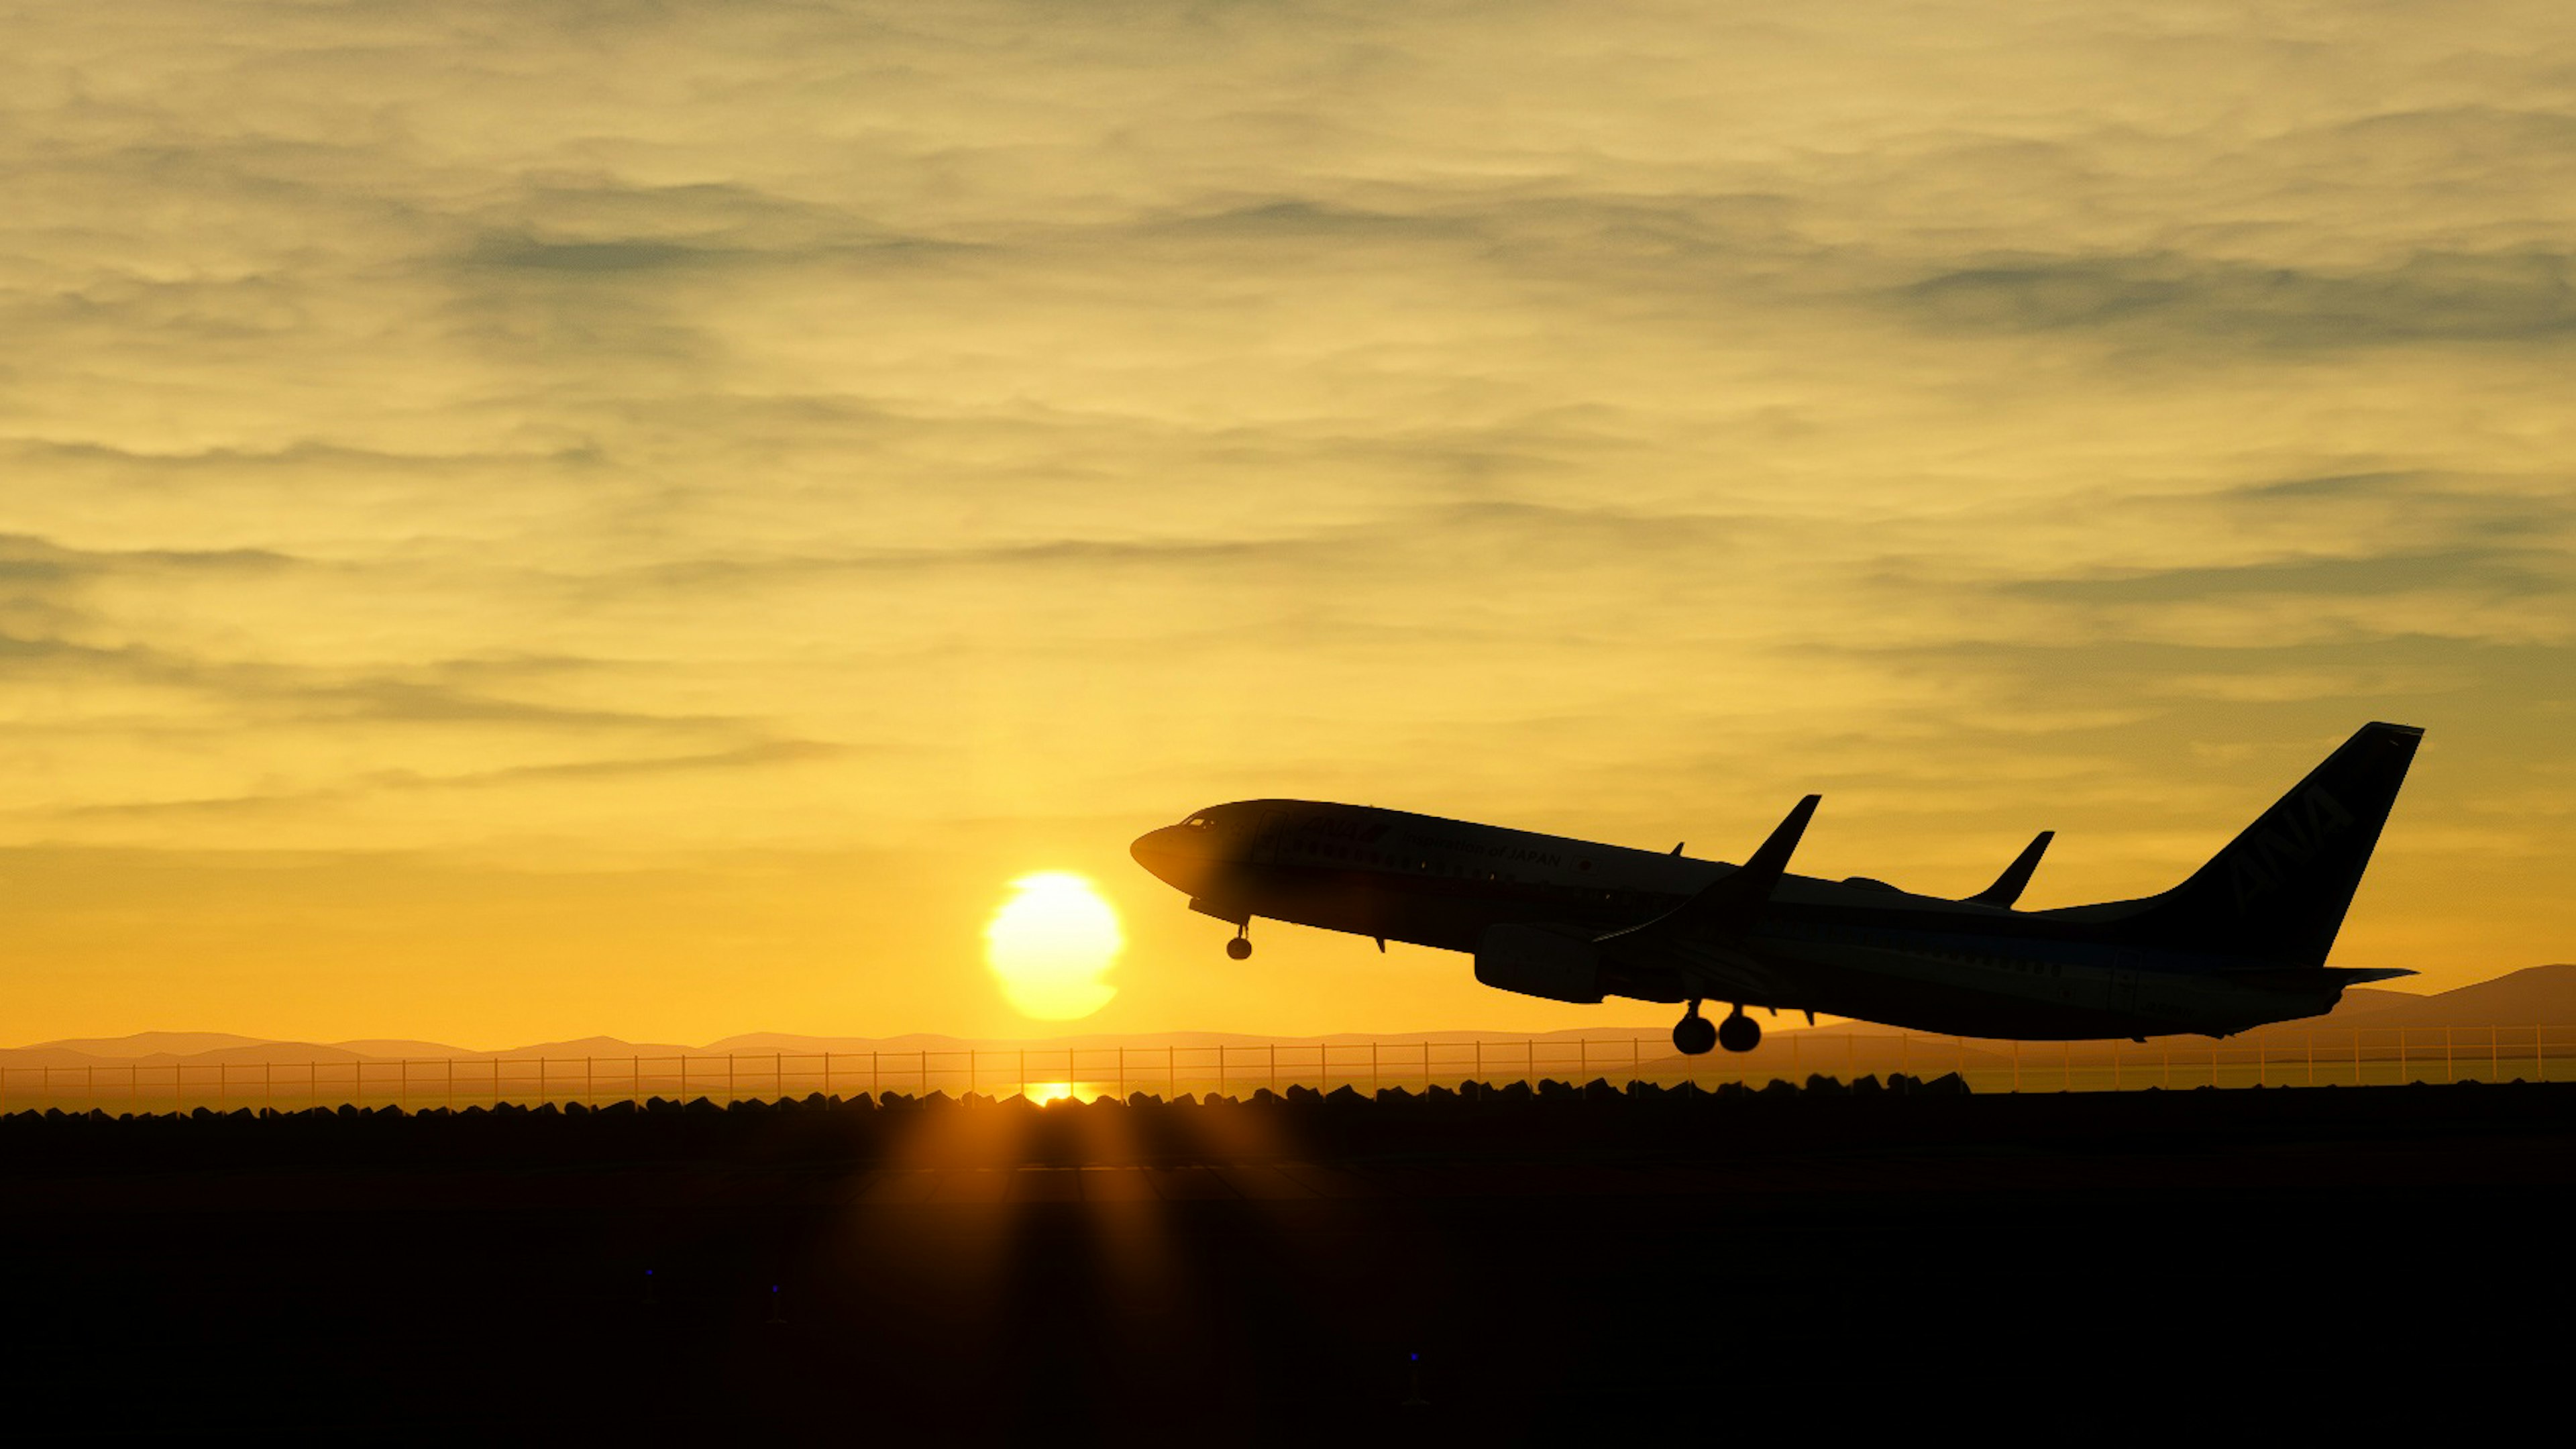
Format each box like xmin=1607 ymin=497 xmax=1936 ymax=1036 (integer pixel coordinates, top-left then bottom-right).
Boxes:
xmin=1225 ymin=936 xmax=1252 ymax=961
xmin=1671 ymin=1014 xmax=1717 ymax=1056
xmin=1717 ymin=1012 xmax=1761 ymax=1054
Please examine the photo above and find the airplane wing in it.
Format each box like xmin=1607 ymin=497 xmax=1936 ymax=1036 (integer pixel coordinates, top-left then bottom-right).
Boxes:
xmin=1962 ymin=830 xmax=2053 ymax=908
xmin=1595 ymin=794 xmax=1820 ymax=947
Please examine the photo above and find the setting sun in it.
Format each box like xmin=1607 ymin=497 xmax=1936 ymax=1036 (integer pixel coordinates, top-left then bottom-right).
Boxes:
xmin=983 ymin=873 xmax=1123 ymax=1021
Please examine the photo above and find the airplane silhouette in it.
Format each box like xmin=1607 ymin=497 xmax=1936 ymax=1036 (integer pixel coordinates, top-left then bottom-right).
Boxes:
xmin=1131 ymin=722 xmax=2422 ymax=1055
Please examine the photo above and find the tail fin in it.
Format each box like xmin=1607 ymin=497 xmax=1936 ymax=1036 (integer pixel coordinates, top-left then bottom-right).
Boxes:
xmin=2117 ymin=722 xmax=2422 ymax=966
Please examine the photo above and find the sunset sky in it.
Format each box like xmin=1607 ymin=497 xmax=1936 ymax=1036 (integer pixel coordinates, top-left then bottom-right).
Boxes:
xmin=5 ymin=1 xmax=2571 ymax=1047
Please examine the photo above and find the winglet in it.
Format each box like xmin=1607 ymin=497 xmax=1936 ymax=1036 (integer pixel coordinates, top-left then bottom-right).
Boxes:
xmin=1964 ymin=830 xmax=2053 ymax=908
xmin=1601 ymin=795 xmax=1820 ymax=945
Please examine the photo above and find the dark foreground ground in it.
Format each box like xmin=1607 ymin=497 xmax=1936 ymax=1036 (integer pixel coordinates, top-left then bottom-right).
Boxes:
xmin=6 ymin=1078 xmax=2572 ymax=1440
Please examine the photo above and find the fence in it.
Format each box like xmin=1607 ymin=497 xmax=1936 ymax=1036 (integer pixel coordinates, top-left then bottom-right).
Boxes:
xmin=5 ymin=1024 xmax=2571 ymax=1116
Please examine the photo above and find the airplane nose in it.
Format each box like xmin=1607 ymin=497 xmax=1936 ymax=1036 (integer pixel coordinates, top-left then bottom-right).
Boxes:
xmin=1131 ymin=825 xmax=1177 ymax=875
xmin=1130 ymin=824 xmax=1199 ymax=892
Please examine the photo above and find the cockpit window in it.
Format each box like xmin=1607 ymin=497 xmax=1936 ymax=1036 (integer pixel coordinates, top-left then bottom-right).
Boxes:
xmin=1184 ymin=816 xmax=1211 ymax=830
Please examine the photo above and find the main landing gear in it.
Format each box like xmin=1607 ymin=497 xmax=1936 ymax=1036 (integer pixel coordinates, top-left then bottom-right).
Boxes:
xmin=1224 ymin=922 xmax=1252 ymax=961
xmin=1672 ymin=1000 xmax=1762 ymax=1056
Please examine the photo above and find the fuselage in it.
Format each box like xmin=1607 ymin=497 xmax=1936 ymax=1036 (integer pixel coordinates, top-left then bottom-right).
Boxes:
xmin=1132 ymin=800 xmax=2354 ymax=1041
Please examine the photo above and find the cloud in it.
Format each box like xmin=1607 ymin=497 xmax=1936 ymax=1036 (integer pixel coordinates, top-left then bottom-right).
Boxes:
xmin=2009 ymin=547 xmax=2571 ymax=606
xmin=3 ymin=0 xmax=2575 ymax=1015
xmin=1900 ymin=250 xmax=2576 ymax=347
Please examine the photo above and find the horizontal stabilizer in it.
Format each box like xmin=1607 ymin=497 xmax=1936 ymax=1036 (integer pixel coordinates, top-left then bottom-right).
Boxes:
xmin=2220 ymin=965 xmax=2418 ymax=994
xmin=1600 ymin=794 xmax=1820 ymax=946
xmin=1964 ymin=830 xmax=2053 ymax=908
xmin=2324 ymin=966 xmax=2418 ymax=985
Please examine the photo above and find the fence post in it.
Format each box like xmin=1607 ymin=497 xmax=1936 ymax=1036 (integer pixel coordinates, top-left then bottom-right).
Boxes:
xmin=2491 ymin=1025 xmax=2499 ymax=1083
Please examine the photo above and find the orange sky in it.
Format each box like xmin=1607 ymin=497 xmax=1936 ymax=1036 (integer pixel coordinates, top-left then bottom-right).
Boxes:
xmin=4 ymin=1 xmax=2572 ymax=1046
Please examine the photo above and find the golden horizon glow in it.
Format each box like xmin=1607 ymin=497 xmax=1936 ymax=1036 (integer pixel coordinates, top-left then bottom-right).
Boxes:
xmin=984 ymin=873 xmax=1123 ymax=1022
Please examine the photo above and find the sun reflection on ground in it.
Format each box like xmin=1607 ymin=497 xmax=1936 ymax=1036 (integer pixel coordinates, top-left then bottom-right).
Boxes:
xmin=1014 ymin=1081 xmax=1131 ymax=1105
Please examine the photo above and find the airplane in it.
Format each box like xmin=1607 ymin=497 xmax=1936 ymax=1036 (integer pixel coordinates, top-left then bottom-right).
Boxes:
xmin=1129 ymin=721 xmax=2423 ymax=1055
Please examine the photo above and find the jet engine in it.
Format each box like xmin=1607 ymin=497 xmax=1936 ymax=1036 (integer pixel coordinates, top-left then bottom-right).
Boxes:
xmin=1473 ymin=923 xmax=1604 ymax=1004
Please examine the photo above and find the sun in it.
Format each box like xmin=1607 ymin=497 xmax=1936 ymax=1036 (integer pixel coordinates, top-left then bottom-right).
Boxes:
xmin=983 ymin=871 xmax=1123 ymax=1020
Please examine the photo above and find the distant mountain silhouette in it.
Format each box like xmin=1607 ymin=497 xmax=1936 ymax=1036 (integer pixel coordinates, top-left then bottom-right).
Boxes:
xmin=330 ymin=1038 xmax=484 ymax=1059
xmin=699 ymin=1024 xmax=1691 ymax=1056
xmin=490 ymin=1036 xmax=700 ymax=1059
xmin=26 ymin=1032 xmax=276 ymax=1058
xmin=123 ymin=1042 xmax=376 ymax=1067
xmin=2294 ymin=963 xmax=2576 ymax=1029
xmin=2324 ymin=987 xmax=2420 ymax=1018
xmin=9 ymin=966 xmax=2567 ymax=1074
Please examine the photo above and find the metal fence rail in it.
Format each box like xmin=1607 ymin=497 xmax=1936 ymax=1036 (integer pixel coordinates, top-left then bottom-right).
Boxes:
xmin=5 ymin=1024 xmax=2570 ymax=1115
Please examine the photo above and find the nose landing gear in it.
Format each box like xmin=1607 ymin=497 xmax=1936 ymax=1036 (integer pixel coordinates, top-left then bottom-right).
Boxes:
xmin=1224 ymin=923 xmax=1252 ymax=961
